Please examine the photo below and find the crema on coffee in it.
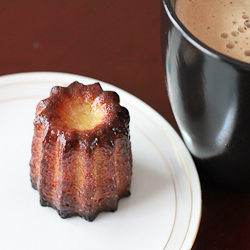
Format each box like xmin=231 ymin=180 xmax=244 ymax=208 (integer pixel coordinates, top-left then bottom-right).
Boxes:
xmin=176 ymin=0 xmax=250 ymax=63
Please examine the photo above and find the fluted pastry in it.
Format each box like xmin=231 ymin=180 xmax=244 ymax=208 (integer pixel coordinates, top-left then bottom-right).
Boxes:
xmin=30 ymin=81 xmax=132 ymax=221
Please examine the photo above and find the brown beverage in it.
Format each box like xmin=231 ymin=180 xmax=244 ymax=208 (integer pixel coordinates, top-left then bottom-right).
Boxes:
xmin=176 ymin=0 xmax=250 ymax=63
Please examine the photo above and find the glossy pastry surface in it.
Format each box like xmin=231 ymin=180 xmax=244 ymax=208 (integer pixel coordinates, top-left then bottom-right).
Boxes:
xmin=30 ymin=82 xmax=132 ymax=221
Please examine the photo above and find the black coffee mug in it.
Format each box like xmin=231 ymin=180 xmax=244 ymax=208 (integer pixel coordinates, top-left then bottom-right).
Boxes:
xmin=161 ymin=0 xmax=250 ymax=191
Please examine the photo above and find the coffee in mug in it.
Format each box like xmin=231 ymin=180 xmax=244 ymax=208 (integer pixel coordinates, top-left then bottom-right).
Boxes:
xmin=175 ymin=0 xmax=250 ymax=63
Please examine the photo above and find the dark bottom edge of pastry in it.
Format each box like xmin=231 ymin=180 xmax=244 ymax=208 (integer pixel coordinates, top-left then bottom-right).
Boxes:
xmin=58 ymin=209 xmax=102 ymax=222
xmin=31 ymin=176 xmax=132 ymax=222
xmin=40 ymin=200 xmax=118 ymax=222
xmin=39 ymin=190 xmax=131 ymax=222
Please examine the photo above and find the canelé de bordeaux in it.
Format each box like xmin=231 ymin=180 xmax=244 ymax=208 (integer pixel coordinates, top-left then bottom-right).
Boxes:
xmin=30 ymin=81 xmax=132 ymax=221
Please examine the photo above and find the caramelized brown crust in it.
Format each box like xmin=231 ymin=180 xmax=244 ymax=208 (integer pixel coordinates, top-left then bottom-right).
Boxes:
xmin=30 ymin=82 xmax=132 ymax=221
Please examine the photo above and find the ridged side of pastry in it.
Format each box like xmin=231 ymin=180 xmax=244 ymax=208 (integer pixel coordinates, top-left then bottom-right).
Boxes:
xmin=30 ymin=82 xmax=132 ymax=221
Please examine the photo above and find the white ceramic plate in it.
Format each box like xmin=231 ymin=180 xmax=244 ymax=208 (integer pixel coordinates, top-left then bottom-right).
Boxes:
xmin=0 ymin=72 xmax=201 ymax=250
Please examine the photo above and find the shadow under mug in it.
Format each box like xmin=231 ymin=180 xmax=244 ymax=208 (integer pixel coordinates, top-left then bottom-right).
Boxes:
xmin=161 ymin=0 xmax=250 ymax=191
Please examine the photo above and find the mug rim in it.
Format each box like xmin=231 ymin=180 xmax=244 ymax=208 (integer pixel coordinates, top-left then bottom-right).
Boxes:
xmin=162 ymin=0 xmax=250 ymax=70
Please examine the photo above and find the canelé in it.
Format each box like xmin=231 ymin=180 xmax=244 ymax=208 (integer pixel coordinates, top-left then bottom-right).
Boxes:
xmin=30 ymin=81 xmax=132 ymax=221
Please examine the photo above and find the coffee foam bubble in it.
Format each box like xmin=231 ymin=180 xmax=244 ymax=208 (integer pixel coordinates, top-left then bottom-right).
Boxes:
xmin=176 ymin=0 xmax=250 ymax=62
